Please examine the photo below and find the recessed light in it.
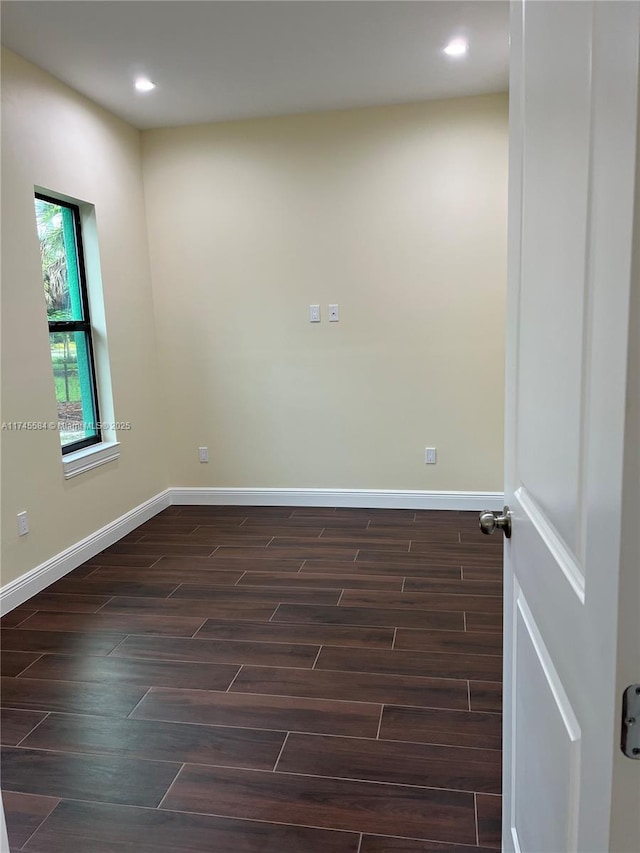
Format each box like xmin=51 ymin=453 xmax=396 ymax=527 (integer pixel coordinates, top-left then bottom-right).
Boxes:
xmin=134 ymin=77 xmax=156 ymax=93
xmin=443 ymin=39 xmax=469 ymax=57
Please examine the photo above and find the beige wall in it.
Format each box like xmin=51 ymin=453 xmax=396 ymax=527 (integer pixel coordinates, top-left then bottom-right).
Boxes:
xmin=1 ymin=49 xmax=508 ymax=590
xmin=142 ymin=94 xmax=508 ymax=491
xmin=1 ymin=49 xmax=169 ymax=586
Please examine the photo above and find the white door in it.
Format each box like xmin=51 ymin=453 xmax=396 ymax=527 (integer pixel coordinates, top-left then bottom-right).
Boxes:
xmin=500 ymin=2 xmax=640 ymax=852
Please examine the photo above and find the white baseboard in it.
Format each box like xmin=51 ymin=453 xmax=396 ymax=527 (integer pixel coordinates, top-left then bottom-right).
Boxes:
xmin=170 ymin=487 xmax=504 ymax=512
xmin=0 ymin=490 xmax=171 ymax=614
xmin=1 ymin=486 xmax=503 ymax=614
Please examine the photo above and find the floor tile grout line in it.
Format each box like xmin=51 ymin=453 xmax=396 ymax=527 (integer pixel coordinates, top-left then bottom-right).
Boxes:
xmin=311 ymin=646 xmax=323 ymax=670
xmin=467 ymin=681 xmax=472 ymax=711
xmin=14 ymin=794 xmax=61 ymax=852
xmin=463 ymin=611 xmax=467 ymax=632
xmin=272 ymin=731 xmax=290 ymax=772
xmin=12 ymin=653 xmax=45 ymax=678
xmin=375 ymin=704 xmax=385 ymax=739
xmin=92 ymin=596 xmax=115 ymax=614
xmin=189 ymin=618 xmax=210 ymax=638
xmin=126 ymin=686 xmax=153 ymax=719
xmin=14 ymin=710 xmax=51 ymax=747
xmin=225 ymin=665 xmax=244 ymax=693
xmin=156 ymin=762 xmax=186 ymax=810
xmin=356 ymin=832 xmax=364 ymax=853
xmin=268 ymin=605 xmax=281 ymax=623
xmin=391 ymin=628 xmax=397 ymax=650
xmin=105 ymin=634 xmax=132 ymax=657
xmin=474 ymin=791 xmax=480 ymax=846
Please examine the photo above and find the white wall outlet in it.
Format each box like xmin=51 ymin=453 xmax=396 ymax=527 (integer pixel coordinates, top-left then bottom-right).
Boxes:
xmin=425 ymin=447 xmax=437 ymax=465
xmin=17 ymin=511 xmax=29 ymax=536
xmin=198 ymin=447 xmax=209 ymax=463
xmin=328 ymin=303 xmax=339 ymax=322
xmin=309 ymin=304 xmax=321 ymax=323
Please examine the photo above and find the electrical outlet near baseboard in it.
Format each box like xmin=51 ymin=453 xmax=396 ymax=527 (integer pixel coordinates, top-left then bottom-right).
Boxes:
xmin=17 ymin=511 xmax=29 ymax=536
xmin=424 ymin=447 xmax=437 ymax=465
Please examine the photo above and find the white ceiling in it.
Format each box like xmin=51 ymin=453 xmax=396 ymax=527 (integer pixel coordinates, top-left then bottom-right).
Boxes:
xmin=1 ymin=1 xmax=509 ymax=130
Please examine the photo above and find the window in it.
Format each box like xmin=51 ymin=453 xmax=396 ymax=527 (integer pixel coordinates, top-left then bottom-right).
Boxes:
xmin=34 ymin=193 xmax=101 ymax=454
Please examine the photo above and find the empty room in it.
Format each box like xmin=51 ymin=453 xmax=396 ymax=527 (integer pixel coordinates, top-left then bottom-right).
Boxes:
xmin=1 ymin=2 xmax=638 ymax=852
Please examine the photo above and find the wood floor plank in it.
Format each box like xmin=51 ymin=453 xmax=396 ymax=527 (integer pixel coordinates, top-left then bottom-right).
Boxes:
xmin=0 ymin=709 xmax=49 ymax=746
xmin=196 ymin=525 xmax=326 ymax=538
xmin=1 ymin=746 xmax=180 ymax=807
xmin=361 ymin=835 xmax=499 ymax=853
xmin=237 ymin=572 xmax=404 ymax=591
xmin=0 ymin=676 xmax=148 ymax=717
xmin=0 ymin=609 xmax=35 ymax=628
xmin=2 ymin=791 xmax=60 ymax=850
xmin=363 ymin=526 xmax=460 ymax=543
xmin=101 ymin=597 xmax=278 ymax=622
xmin=16 ymin=653 xmax=240 ymax=691
xmin=137 ymin=533 xmax=272 ymax=546
xmin=135 ymin=522 xmax=201 ymax=534
xmin=476 ymin=794 xmax=502 ymax=849
xmin=355 ymin=552 xmax=462 ymax=568
xmin=105 ymin=543 xmax=216 ymax=557
xmin=155 ymin=555 xmax=305 ymax=572
xmin=20 ymin=712 xmax=286 ymax=770
xmin=407 ymin=543 xmax=502 ymax=563
xmin=193 ymin=619 xmax=395 ymax=649
xmin=1 ymin=651 xmax=42 ymax=677
xmin=277 ymin=732 xmax=501 ymax=793
xmin=230 ymin=666 xmax=469 ymax=709
xmin=1 ymin=628 xmax=125 ymax=656
xmin=84 ymin=554 xmax=160 ymax=567
xmin=461 ymin=566 xmax=503 ymax=581
xmin=179 ymin=506 xmax=297 ymax=518
xmin=403 ymin=579 xmax=503 ymax=597
xmin=465 ymin=613 xmax=503 ymax=633
xmin=161 ymin=765 xmax=478 ymax=844
xmin=168 ymin=585 xmax=341 ymax=606
xmin=47 ymin=579 xmax=180 ymax=598
xmin=86 ymin=566 xmax=244 ymax=585
xmin=273 ymin=604 xmax=464 ymax=631
xmin=302 ymin=559 xmax=463 ymax=580
xmin=8 ymin=592 xmax=111 ymax=613
xmin=131 ymin=687 xmax=382 ymax=737
xmin=339 ymin=591 xmax=502 ymax=614
xmin=469 ymin=682 xmax=502 ymax=713
xmin=315 ymin=646 xmax=503 ymax=682
xmin=12 ymin=612 xmax=206 ymax=637
xmin=303 ymin=509 xmax=418 ymax=522
xmin=216 ymin=545 xmax=360 ymax=561
xmin=22 ymin=799 xmax=360 ymax=853
xmin=379 ymin=706 xmax=502 ymax=751
xmin=263 ymin=516 xmax=369 ymax=529
xmin=110 ymin=635 xmax=319 ymax=668
xmin=275 ymin=536 xmax=410 ymax=552
xmin=395 ymin=628 xmax=502 ymax=656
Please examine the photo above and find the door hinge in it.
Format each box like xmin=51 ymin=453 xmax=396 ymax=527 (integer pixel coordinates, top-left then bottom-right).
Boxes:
xmin=621 ymin=684 xmax=640 ymax=759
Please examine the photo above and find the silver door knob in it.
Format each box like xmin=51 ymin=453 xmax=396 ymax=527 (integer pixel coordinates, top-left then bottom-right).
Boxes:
xmin=479 ymin=506 xmax=512 ymax=539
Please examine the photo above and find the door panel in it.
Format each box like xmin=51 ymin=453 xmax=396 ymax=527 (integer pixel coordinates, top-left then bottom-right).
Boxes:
xmin=504 ymin=2 xmax=639 ymax=851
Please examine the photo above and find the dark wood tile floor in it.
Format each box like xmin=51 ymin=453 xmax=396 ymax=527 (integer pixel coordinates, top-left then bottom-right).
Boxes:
xmin=1 ymin=506 xmax=503 ymax=852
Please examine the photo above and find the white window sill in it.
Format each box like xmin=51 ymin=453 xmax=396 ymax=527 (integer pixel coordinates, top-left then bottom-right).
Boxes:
xmin=63 ymin=441 xmax=120 ymax=479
